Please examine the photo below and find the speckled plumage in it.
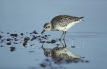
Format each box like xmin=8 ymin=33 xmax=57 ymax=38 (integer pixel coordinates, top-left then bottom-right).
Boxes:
xmin=42 ymin=46 xmax=84 ymax=59
xmin=51 ymin=15 xmax=84 ymax=31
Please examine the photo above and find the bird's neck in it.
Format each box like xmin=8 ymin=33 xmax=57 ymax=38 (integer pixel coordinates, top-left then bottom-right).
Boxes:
xmin=49 ymin=23 xmax=53 ymax=31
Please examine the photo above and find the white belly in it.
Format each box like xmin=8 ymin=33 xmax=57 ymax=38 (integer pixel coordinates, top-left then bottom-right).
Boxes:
xmin=56 ymin=20 xmax=82 ymax=31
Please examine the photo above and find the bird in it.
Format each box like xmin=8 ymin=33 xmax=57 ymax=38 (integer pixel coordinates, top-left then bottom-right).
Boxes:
xmin=41 ymin=15 xmax=84 ymax=39
xmin=42 ymin=44 xmax=84 ymax=60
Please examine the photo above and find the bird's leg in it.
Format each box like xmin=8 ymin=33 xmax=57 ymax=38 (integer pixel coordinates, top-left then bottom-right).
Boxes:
xmin=59 ymin=39 xmax=64 ymax=47
xmin=63 ymin=31 xmax=66 ymax=40
xmin=63 ymin=38 xmax=66 ymax=47
xmin=59 ymin=31 xmax=65 ymax=40
xmin=59 ymin=38 xmax=66 ymax=48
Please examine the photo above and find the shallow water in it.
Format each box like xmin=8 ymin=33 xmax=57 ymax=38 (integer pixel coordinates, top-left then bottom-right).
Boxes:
xmin=0 ymin=31 xmax=107 ymax=69
xmin=0 ymin=0 xmax=107 ymax=69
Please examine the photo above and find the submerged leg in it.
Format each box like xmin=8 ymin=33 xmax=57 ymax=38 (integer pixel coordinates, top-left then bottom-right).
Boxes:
xmin=63 ymin=31 xmax=66 ymax=40
xmin=63 ymin=38 xmax=66 ymax=47
xmin=59 ymin=38 xmax=66 ymax=48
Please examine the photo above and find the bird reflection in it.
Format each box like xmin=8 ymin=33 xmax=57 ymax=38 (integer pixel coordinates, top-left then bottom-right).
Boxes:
xmin=42 ymin=39 xmax=85 ymax=60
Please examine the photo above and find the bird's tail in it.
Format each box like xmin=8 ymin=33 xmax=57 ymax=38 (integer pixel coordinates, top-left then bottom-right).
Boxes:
xmin=80 ymin=16 xmax=84 ymax=18
xmin=80 ymin=16 xmax=84 ymax=21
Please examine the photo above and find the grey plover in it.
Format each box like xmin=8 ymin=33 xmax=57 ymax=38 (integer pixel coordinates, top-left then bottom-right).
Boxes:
xmin=41 ymin=15 xmax=84 ymax=39
xmin=42 ymin=43 xmax=84 ymax=59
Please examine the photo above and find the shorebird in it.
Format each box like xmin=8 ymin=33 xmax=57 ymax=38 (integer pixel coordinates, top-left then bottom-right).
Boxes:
xmin=41 ymin=39 xmax=85 ymax=59
xmin=41 ymin=15 xmax=84 ymax=39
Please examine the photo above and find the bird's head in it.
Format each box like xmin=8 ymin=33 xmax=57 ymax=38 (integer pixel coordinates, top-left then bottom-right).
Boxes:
xmin=41 ymin=23 xmax=51 ymax=35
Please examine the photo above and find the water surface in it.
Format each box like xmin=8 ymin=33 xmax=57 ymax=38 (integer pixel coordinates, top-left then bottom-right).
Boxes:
xmin=0 ymin=0 xmax=107 ymax=69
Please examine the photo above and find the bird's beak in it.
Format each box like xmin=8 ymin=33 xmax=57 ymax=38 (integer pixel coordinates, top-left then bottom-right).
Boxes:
xmin=41 ymin=30 xmax=45 ymax=35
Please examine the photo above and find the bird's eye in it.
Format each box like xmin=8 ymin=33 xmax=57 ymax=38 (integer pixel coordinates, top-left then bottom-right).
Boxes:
xmin=45 ymin=26 xmax=50 ymax=28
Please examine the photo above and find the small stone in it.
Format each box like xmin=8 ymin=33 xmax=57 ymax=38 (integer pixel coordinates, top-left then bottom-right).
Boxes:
xmin=7 ymin=32 xmax=10 ymax=34
xmin=6 ymin=43 xmax=11 ymax=45
xmin=51 ymin=40 xmax=56 ymax=43
xmin=32 ymin=30 xmax=38 ymax=34
xmin=71 ymin=46 xmax=75 ymax=48
xmin=7 ymin=38 xmax=12 ymax=41
xmin=10 ymin=34 xmax=18 ymax=37
xmin=10 ymin=47 xmax=16 ymax=52
xmin=0 ymin=35 xmax=2 ymax=39
xmin=40 ymin=64 xmax=46 ymax=68
xmin=20 ymin=33 xmax=24 ymax=35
